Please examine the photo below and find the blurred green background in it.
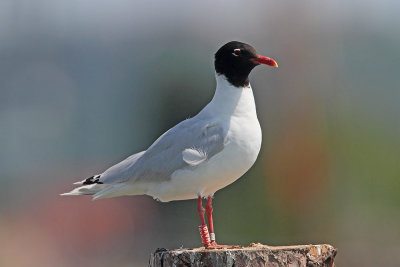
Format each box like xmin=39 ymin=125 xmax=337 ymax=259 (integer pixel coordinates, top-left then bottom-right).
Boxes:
xmin=1 ymin=1 xmax=399 ymax=266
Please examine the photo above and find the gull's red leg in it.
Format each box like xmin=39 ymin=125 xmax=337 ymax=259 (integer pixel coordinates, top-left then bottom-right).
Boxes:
xmin=204 ymin=196 xmax=241 ymax=249
xmin=197 ymin=196 xmax=211 ymax=247
xmin=206 ymin=196 xmax=215 ymax=242
xmin=197 ymin=196 xmax=206 ymax=225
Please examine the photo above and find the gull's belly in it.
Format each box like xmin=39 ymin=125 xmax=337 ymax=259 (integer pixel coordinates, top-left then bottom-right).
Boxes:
xmin=150 ymin=118 xmax=262 ymax=202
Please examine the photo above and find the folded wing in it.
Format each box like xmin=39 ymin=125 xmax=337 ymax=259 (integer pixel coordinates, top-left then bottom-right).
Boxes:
xmin=99 ymin=117 xmax=225 ymax=185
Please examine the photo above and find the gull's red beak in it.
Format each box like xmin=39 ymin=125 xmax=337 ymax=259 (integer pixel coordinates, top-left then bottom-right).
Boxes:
xmin=250 ymin=55 xmax=278 ymax=67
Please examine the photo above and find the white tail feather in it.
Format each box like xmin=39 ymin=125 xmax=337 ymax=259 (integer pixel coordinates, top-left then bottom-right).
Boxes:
xmin=60 ymin=183 xmax=106 ymax=196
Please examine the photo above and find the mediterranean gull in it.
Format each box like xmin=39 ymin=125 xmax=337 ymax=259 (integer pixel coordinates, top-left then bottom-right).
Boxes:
xmin=62 ymin=41 xmax=278 ymax=249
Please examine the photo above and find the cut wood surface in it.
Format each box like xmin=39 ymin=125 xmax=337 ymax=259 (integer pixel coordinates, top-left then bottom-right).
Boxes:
xmin=149 ymin=243 xmax=337 ymax=267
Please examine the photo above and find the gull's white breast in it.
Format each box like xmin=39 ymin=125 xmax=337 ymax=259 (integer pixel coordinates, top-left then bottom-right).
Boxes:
xmin=147 ymin=75 xmax=262 ymax=202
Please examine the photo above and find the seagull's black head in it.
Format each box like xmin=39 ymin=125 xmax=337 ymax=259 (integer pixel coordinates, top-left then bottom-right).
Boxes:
xmin=214 ymin=41 xmax=278 ymax=87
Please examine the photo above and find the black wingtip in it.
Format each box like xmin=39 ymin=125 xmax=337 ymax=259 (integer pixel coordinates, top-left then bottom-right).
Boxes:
xmin=82 ymin=175 xmax=103 ymax=185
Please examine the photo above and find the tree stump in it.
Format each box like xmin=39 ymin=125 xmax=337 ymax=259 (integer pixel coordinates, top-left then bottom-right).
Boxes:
xmin=149 ymin=243 xmax=337 ymax=267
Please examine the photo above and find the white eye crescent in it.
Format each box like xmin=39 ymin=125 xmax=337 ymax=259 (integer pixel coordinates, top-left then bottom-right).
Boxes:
xmin=232 ymin=49 xmax=241 ymax=56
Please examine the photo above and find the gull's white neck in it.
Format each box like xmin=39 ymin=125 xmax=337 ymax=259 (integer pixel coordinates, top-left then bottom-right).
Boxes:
xmin=200 ymin=73 xmax=257 ymax=118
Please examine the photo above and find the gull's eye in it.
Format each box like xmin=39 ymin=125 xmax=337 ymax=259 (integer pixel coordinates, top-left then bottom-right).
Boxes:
xmin=232 ymin=49 xmax=241 ymax=57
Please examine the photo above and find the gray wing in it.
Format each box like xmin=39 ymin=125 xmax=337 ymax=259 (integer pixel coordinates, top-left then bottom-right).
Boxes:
xmin=99 ymin=150 xmax=146 ymax=184
xmin=100 ymin=117 xmax=225 ymax=184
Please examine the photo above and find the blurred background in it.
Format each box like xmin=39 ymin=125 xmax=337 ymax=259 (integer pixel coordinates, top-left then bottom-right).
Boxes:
xmin=1 ymin=0 xmax=399 ymax=266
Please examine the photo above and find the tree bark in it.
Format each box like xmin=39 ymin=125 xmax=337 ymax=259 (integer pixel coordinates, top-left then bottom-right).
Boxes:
xmin=149 ymin=243 xmax=337 ymax=267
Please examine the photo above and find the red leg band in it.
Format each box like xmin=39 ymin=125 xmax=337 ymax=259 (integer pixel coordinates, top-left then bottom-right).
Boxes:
xmin=198 ymin=224 xmax=211 ymax=246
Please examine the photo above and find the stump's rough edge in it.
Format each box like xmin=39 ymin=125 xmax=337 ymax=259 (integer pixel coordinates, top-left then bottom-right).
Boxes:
xmin=149 ymin=243 xmax=337 ymax=267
